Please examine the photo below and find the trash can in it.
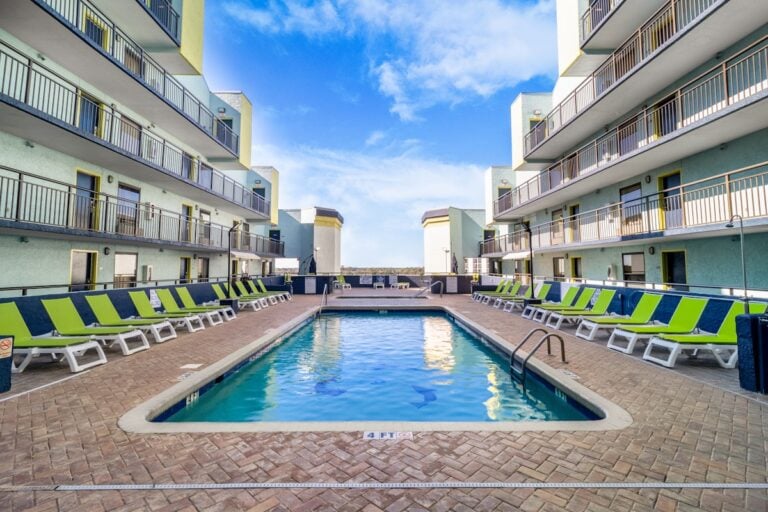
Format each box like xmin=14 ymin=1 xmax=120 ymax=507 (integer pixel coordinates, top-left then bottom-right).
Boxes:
xmin=0 ymin=335 xmax=13 ymax=393
xmin=736 ymin=314 xmax=768 ymax=394
xmin=220 ymin=298 xmax=240 ymax=312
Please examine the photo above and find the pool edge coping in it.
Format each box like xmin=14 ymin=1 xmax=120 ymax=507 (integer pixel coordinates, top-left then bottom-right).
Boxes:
xmin=118 ymin=305 xmax=633 ymax=433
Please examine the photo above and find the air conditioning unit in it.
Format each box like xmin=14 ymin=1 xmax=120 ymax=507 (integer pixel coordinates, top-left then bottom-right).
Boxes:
xmin=141 ymin=264 xmax=153 ymax=282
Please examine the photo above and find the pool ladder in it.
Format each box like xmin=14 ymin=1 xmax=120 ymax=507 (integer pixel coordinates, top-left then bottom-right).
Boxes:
xmin=509 ymin=329 xmax=567 ymax=388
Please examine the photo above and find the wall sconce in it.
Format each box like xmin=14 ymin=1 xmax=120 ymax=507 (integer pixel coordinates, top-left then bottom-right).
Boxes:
xmin=24 ymin=140 xmax=34 ymax=148
xmin=644 ymin=175 xmax=652 ymax=184
xmin=648 ymin=246 xmax=656 ymax=255
xmin=192 ymin=253 xmax=197 ymax=259
xmin=564 ymin=253 xmax=569 ymax=259
xmin=107 ymin=175 xmax=114 ymax=184
xmin=500 ymin=178 xmax=509 ymax=185
xmin=19 ymin=236 xmax=29 ymax=243
xmin=254 ymin=179 xmax=262 ymax=184
xmin=533 ymin=109 xmax=541 ymax=116
xmin=36 ymin=52 xmax=46 ymax=61
xmin=103 ymin=247 xmax=110 ymax=255
xmin=217 ymin=107 xmax=226 ymax=113
xmin=719 ymin=143 xmax=728 ymax=151
xmin=194 ymin=204 xmax=199 ymax=210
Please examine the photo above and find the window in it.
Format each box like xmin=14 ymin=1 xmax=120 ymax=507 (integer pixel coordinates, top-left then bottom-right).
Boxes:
xmin=181 ymin=152 xmax=193 ymax=179
xmin=116 ymin=184 xmax=140 ymax=235
xmin=180 ymin=205 xmax=193 ymax=242
xmin=118 ymin=116 xmax=141 ymax=156
xmin=114 ymin=253 xmax=138 ymax=288
xmin=620 ymin=183 xmax=643 ymax=234
xmin=553 ymin=257 xmax=566 ymax=281
xmin=529 ymin=119 xmax=540 ymax=131
xmin=571 ymin=257 xmax=583 ymax=279
xmin=179 ymin=257 xmax=191 ymax=284
xmin=78 ymin=92 xmax=103 ymax=137
xmin=198 ymin=209 xmax=211 ymax=244
xmin=73 ymin=171 xmax=99 ymax=230
xmin=83 ymin=12 xmax=110 ymax=50
xmin=497 ymin=186 xmax=511 ymax=199
xmin=622 ymin=252 xmax=645 ymax=283
xmin=197 ymin=257 xmax=210 ymax=282
xmin=123 ymin=45 xmax=142 ymax=77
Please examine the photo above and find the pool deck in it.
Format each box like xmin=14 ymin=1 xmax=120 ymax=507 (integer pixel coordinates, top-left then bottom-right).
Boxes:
xmin=2 ymin=291 xmax=768 ymax=511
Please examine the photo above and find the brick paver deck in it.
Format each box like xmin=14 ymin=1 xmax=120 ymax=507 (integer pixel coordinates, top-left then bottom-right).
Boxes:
xmin=1 ymin=293 xmax=767 ymax=511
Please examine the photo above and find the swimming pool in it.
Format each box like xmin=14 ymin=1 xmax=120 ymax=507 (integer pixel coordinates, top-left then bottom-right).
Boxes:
xmin=158 ymin=311 xmax=598 ymax=423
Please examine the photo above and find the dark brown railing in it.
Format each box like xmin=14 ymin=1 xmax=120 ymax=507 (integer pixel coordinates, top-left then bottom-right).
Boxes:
xmin=0 ymin=43 xmax=265 ymax=215
xmin=37 ymin=0 xmax=237 ymax=155
xmin=0 ymin=167 xmax=284 ymax=257
xmin=498 ymin=36 xmax=768 ymax=216
xmin=528 ymin=0 xmax=718 ymax=154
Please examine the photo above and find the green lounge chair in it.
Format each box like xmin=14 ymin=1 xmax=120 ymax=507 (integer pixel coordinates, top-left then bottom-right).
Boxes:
xmin=212 ymin=283 xmax=265 ymax=311
xmin=575 ymin=293 xmax=663 ymax=341
xmin=334 ymin=275 xmax=351 ymax=290
xmin=155 ymin=289 xmax=224 ymax=327
xmin=475 ymin=280 xmax=513 ymax=303
xmin=545 ymin=289 xmax=617 ymax=330
xmin=491 ymin=282 xmax=524 ymax=308
xmin=503 ymin=283 xmax=552 ymax=312
xmin=175 ymin=287 xmax=236 ymax=321
xmin=41 ymin=298 xmax=150 ymax=356
xmin=472 ymin=279 xmax=506 ymax=301
xmin=85 ymin=294 xmax=177 ymax=343
xmin=235 ymin=282 xmax=273 ymax=307
xmin=607 ymin=296 xmax=709 ymax=354
xmin=255 ymin=279 xmax=291 ymax=301
xmin=481 ymin=282 xmax=521 ymax=305
xmin=0 ymin=301 xmax=106 ymax=373
xmin=532 ymin=287 xmax=597 ymax=323
xmin=645 ymin=301 xmax=768 ymax=368
xmin=128 ymin=291 xmax=205 ymax=332
xmin=521 ymin=286 xmax=579 ymax=319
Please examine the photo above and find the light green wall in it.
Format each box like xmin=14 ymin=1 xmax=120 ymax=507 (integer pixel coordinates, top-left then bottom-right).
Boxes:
xmin=448 ymin=208 xmax=484 ymax=273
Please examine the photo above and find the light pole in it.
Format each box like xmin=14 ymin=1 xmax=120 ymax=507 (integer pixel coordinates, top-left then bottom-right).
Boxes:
xmin=314 ymin=246 xmax=320 ymax=274
xmin=521 ymin=222 xmax=533 ymax=285
xmin=227 ymin=221 xmax=241 ymax=296
xmin=443 ymin=247 xmax=450 ymax=274
xmin=726 ymin=214 xmax=748 ymax=309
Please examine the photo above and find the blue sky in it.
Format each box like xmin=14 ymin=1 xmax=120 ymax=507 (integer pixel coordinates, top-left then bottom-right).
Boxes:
xmin=203 ymin=0 xmax=557 ymax=266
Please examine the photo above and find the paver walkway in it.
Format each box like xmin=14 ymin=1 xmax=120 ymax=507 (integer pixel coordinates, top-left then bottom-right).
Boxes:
xmin=1 ymin=293 xmax=767 ymax=511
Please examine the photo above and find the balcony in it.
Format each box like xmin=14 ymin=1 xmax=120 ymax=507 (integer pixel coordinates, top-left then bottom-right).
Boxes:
xmin=94 ymin=0 xmax=181 ymax=51
xmin=0 ymin=0 xmax=241 ymax=163
xmin=485 ymin=160 xmax=768 ymax=257
xmin=0 ymin=167 xmax=285 ymax=257
xmin=581 ymin=0 xmax=667 ymax=51
xmin=525 ymin=0 xmax=768 ymax=161
xmin=496 ymin=37 xmax=768 ymax=219
xmin=0 ymin=44 xmax=267 ymax=218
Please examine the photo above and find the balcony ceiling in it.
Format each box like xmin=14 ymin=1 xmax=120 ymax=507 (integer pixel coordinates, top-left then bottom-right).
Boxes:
xmin=0 ymin=0 xmax=245 ymax=167
xmin=581 ymin=0 xmax=668 ymax=51
xmin=0 ymin=100 xmax=267 ymax=219
xmin=528 ymin=0 xmax=768 ymax=161
xmin=497 ymin=91 xmax=768 ymax=220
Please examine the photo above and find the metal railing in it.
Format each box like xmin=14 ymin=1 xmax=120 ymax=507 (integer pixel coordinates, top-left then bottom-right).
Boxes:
xmin=486 ymin=160 xmax=768 ymax=256
xmin=414 ymin=280 xmax=444 ymax=298
xmin=0 ymin=166 xmax=284 ymax=257
xmin=580 ymin=0 xmax=623 ymax=42
xmin=527 ymin=0 xmax=718 ymax=154
xmin=497 ymin=36 xmax=768 ymax=216
xmin=36 ymin=0 xmax=237 ymax=155
xmin=135 ymin=0 xmax=180 ymax=40
xmin=0 ymin=43 xmax=267 ymax=216
xmin=0 ymin=275 xmax=230 ymax=298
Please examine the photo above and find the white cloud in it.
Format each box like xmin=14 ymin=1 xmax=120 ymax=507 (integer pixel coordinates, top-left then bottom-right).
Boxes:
xmin=251 ymin=142 xmax=485 ymax=266
xmin=364 ymin=130 xmax=386 ymax=146
xmin=224 ymin=0 xmax=557 ymax=120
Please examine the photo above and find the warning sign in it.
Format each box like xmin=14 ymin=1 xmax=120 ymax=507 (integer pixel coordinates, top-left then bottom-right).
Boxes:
xmin=0 ymin=337 xmax=12 ymax=359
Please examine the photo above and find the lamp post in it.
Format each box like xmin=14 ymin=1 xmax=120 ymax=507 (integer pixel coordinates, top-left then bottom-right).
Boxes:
xmin=726 ymin=214 xmax=748 ymax=309
xmin=522 ymin=222 xmax=533 ymax=285
xmin=314 ymin=246 xmax=320 ymax=274
xmin=227 ymin=221 xmax=241 ymax=296
xmin=443 ymin=247 xmax=450 ymax=274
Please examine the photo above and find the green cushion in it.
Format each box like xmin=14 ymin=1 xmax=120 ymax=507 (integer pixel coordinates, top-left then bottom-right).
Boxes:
xmin=619 ymin=297 xmax=708 ymax=334
xmin=42 ymin=298 xmax=136 ymax=336
xmin=0 ymin=302 xmax=34 ymax=339
xmin=15 ymin=336 xmax=94 ymax=348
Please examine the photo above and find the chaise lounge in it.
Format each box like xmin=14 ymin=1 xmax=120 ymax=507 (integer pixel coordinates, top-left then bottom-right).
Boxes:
xmin=85 ymin=294 xmax=177 ymax=343
xmin=545 ymin=289 xmax=617 ymax=330
xmin=128 ymin=291 xmax=206 ymax=332
xmin=574 ymin=293 xmax=663 ymax=341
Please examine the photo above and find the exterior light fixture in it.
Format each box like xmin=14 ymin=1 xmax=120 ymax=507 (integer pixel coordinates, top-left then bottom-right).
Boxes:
xmin=217 ymin=107 xmax=226 ymax=113
xmin=103 ymin=247 xmax=110 ymax=255
xmin=107 ymin=175 xmax=114 ymax=183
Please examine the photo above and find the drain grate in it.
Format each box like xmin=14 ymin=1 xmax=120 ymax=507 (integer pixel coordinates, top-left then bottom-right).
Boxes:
xmin=2 ymin=481 xmax=765 ymax=493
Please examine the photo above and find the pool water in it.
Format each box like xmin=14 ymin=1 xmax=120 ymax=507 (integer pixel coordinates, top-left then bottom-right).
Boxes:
xmin=164 ymin=311 xmax=596 ymax=423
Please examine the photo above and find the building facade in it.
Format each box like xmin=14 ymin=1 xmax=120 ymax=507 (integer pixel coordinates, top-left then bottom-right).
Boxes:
xmin=483 ymin=0 xmax=768 ymax=296
xmin=277 ymin=207 xmax=343 ymax=275
xmin=422 ymin=207 xmax=486 ymax=274
xmin=0 ymin=0 xmax=284 ymax=296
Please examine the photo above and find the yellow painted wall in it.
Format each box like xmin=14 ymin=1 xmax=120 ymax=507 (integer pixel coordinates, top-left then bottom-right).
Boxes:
xmin=238 ymin=94 xmax=253 ymax=168
xmin=180 ymin=0 xmax=204 ymax=74
xmin=270 ymin=168 xmax=279 ymax=225
xmin=315 ymin=216 xmax=343 ymax=229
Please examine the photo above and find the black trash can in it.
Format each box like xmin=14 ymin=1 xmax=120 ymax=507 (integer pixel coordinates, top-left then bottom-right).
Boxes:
xmin=736 ymin=314 xmax=768 ymax=394
xmin=220 ymin=298 xmax=240 ymax=312
xmin=0 ymin=335 xmax=14 ymax=393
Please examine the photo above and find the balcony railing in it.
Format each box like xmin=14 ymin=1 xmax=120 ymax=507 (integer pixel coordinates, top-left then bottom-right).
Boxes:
xmin=0 ymin=43 xmax=265 ymax=216
xmin=0 ymin=167 xmax=285 ymax=257
xmin=580 ymin=0 xmax=623 ymax=42
xmin=485 ymin=161 xmax=768 ymax=256
xmin=36 ymin=0 xmax=238 ymax=155
xmin=527 ymin=0 xmax=718 ymax=155
xmin=497 ymin=36 xmax=768 ymax=216
xmin=136 ymin=0 xmax=180 ymax=41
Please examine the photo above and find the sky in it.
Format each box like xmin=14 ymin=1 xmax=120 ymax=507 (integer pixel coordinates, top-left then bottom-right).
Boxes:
xmin=202 ymin=0 xmax=558 ymax=266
